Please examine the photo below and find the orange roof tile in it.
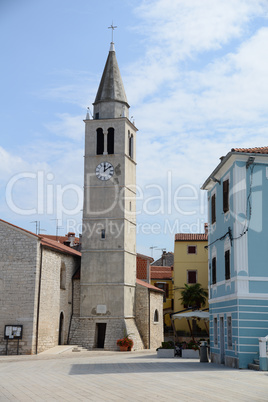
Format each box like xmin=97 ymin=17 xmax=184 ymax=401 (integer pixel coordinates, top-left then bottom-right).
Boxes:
xmin=175 ymin=233 xmax=208 ymax=241
xmin=40 ymin=237 xmax=81 ymax=257
xmin=136 ymin=252 xmax=154 ymax=262
xmin=0 ymin=219 xmax=40 ymax=238
xmin=136 ymin=278 xmax=164 ymax=293
xmin=42 ymin=234 xmax=80 ymax=245
xmin=231 ymin=146 xmax=268 ymax=154
xmin=150 ymin=266 xmax=173 ymax=280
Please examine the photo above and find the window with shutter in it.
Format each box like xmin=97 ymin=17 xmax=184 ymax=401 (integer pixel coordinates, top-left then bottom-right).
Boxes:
xmin=155 ymin=282 xmax=168 ymax=302
xmin=223 ymin=179 xmax=229 ymax=213
xmin=187 ymin=270 xmax=197 ymax=284
xmin=212 ymin=257 xmax=216 ymax=284
xmin=227 ymin=316 xmax=232 ymax=348
xmin=187 ymin=245 xmax=197 ymax=254
xmin=211 ymin=194 xmax=216 ymax=224
xmin=225 ymin=250 xmax=230 ymax=280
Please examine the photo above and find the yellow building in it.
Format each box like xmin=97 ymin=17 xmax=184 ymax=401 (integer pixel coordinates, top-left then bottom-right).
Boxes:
xmin=173 ymin=231 xmax=208 ymax=336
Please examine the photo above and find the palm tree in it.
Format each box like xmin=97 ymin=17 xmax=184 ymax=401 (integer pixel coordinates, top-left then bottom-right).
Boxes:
xmin=180 ymin=283 xmax=208 ymax=309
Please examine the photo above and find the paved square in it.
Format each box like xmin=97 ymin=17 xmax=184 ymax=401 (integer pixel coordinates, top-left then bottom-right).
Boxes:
xmin=0 ymin=349 xmax=267 ymax=401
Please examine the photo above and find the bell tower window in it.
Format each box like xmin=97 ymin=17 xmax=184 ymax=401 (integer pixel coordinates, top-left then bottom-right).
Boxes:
xmin=96 ymin=128 xmax=104 ymax=155
xmin=107 ymin=127 xmax=114 ymax=154
xmin=128 ymin=132 xmax=133 ymax=158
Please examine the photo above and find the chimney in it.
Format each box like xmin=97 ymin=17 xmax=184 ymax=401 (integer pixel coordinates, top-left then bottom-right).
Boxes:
xmin=204 ymin=223 xmax=208 ymax=235
xmin=67 ymin=232 xmax=75 ymax=247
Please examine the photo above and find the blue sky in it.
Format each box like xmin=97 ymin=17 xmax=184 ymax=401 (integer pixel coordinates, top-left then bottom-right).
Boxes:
xmin=1 ymin=0 xmax=268 ymax=261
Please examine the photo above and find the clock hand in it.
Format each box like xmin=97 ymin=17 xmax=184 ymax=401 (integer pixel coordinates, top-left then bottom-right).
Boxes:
xmin=104 ymin=164 xmax=110 ymax=172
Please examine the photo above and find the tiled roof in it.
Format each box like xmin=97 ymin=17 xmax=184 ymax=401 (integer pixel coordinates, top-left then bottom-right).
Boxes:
xmin=136 ymin=278 xmax=164 ymax=293
xmin=0 ymin=219 xmax=81 ymax=257
xmin=0 ymin=219 xmax=40 ymax=238
xmin=136 ymin=252 xmax=154 ymax=262
xmin=152 ymin=252 xmax=174 ymax=267
xmin=232 ymin=146 xmax=268 ymax=154
xmin=150 ymin=266 xmax=172 ymax=280
xmin=40 ymin=237 xmax=81 ymax=257
xmin=175 ymin=233 xmax=208 ymax=241
xmin=42 ymin=234 xmax=80 ymax=245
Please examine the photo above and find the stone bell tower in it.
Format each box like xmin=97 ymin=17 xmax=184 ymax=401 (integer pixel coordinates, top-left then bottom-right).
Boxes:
xmin=74 ymin=41 xmax=143 ymax=350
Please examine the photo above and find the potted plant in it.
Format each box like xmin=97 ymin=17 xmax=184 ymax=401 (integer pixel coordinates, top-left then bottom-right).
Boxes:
xmin=156 ymin=341 xmax=175 ymax=358
xmin=181 ymin=340 xmax=200 ymax=358
xmin=117 ymin=336 xmax=134 ymax=351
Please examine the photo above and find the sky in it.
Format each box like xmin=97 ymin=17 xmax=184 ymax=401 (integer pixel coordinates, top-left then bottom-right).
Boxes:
xmin=1 ymin=0 xmax=268 ymax=261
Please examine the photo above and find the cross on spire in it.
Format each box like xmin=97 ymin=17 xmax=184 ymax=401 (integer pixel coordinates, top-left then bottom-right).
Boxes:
xmin=108 ymin=23 xmax=117 ymax=43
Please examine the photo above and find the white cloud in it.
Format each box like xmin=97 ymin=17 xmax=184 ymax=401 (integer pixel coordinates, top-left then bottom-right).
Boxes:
xmin=45 ymin=113 xmax=85 ymax=140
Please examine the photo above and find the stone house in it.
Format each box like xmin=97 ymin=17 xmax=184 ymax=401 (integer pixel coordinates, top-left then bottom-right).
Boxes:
xmin=0 ymin=219 xmax=80 ymax=355
xmin=0 ymin=219 xmax=163 ymax=354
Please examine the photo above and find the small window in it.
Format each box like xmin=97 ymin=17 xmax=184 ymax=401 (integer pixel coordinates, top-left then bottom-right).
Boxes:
xmin=101 ymin=229 xmax=105 ymax=239
xmin=107 ymin=127 xmax=114 ymax=154
xmin=223 ymin=179 xmax=229 ymax=213
xmin=227 ymin=316 xmax=232 ymax=348
xmin=212 ymin=257 xmax=216 ymax=284
xmin=211 ymin=194 xmax=216 ymax=224
xmin=154 ymin=309 xmax=159 ymax=322
xmin=187 ymin=270 xmax=197 ymax=284
xmin=129 ymin=134 xmax=133 ymax=158
xmin=225 ymin=250 xmax=230 ymax=280
xmin=96 ymin=128 xmax=104 ymax=155
xmin=214 ymin=317 xmax=218 ymax=345
xmin=188 ymin=245 xmax=196 ymax=254
xmin=95 ymin=112 xmax=99 ymax=119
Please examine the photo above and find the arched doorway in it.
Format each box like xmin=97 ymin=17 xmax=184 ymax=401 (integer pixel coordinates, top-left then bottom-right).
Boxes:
xmin=58 ymin=312 xmax=64 ymax=345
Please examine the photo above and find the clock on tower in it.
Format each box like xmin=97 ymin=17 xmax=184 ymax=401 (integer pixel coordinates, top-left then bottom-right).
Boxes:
xmin=76 ymin=41 xmax=143 ymax=350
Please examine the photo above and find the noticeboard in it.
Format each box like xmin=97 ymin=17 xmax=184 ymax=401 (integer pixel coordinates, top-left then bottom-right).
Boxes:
xmin=4 ymin=325 xmax=23 ymax=340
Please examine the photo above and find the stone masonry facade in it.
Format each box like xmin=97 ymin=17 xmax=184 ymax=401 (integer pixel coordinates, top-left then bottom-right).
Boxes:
xmin=37 ymin=248 xmax=79 ymax=353
xmin=0 ymin=220 xmax=80 ymax=355
xmin=0 ymin=222 xmax=40 ymax=355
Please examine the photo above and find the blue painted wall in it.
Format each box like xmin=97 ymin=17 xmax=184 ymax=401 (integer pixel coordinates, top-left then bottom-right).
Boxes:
xmin=206 ymin=156 xmax=268 ymax=369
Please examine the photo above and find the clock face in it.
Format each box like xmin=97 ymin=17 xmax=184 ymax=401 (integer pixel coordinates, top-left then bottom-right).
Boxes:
xmin=96 ymin=162 xmax=114 ymax=181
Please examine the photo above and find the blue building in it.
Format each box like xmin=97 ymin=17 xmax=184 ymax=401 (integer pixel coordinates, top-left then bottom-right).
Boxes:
xmin=202 ymin=147 xmax=268 ymax=369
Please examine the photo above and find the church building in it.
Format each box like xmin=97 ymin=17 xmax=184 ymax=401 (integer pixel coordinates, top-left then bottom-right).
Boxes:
xmin=0 ymin=41 xmax=163 ymax=354
xmin=68 ymin=40 xmax=162 ymax=350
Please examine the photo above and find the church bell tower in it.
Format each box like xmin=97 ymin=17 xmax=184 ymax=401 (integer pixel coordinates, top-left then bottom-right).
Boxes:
xmin=78 ymin=41 xmax=142 ymax=350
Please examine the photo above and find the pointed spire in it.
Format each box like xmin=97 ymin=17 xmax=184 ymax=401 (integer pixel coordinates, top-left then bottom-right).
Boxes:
xmin=93 ymin=43 xmax=129 ymax=119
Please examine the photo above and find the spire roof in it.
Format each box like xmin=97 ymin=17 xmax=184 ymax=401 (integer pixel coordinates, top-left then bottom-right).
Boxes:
xmin=94 ymin=43 xmax=129 ymax=108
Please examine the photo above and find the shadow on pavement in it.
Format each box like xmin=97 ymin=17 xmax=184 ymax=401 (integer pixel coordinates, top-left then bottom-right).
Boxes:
xmin=69 ymin=361 xmax=234 ymax=375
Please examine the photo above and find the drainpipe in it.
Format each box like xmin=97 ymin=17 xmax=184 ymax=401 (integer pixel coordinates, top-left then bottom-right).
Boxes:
xmin=36 ymin=243 xmax=43 ymax=354
xmin=148 ymin=290 xmax=151 ymax=349
xmin=67 ymin=268 xmax=75 ymax=345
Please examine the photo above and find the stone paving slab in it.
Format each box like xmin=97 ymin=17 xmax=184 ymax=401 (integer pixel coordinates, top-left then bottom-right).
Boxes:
xmin=0 ymin=350 xmax=267 ymax=401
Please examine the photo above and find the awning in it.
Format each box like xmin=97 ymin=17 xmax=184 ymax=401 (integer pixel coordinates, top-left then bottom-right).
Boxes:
xmin=172 ymin=311 xmax=209 ymax=321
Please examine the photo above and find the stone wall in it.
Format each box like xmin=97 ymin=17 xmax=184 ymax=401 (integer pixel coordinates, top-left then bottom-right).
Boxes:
xmin=37 ymin=248 xmax=79 ymax=352
xmin=69 ymin=316 xmax=144 ymax=351
xmin=135 ymin=284 xmax=149 ymax=348
xmin=135 ymin=282 xmax=164 ymax=349
xmin=149 ymin=291 xmax=164 ymax=349
xmin=72 ymin=279 xmax=80 ymax=317
xmin=0 ymin=222 xmax=40 ymax=355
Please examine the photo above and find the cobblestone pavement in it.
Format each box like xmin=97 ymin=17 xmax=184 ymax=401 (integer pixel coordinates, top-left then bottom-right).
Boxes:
xmin=0 ymin=348 xmax=267 ymax=401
